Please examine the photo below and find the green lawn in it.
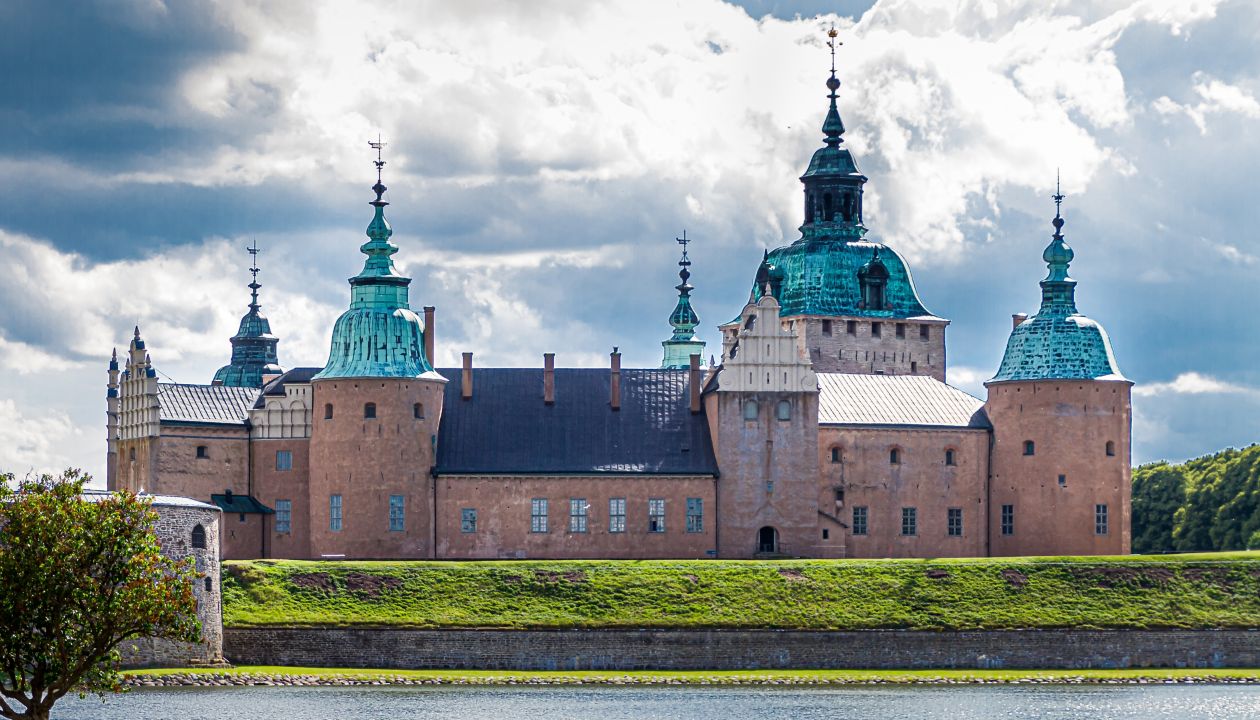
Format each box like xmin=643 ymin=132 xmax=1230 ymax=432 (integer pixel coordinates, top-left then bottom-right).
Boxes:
xmin=222 ymin=551 xmax=1260 ymax=631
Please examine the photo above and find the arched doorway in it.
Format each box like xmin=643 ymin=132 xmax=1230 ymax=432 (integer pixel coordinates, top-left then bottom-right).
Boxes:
xmin=757 ymin=526 xmax=778 ymax=554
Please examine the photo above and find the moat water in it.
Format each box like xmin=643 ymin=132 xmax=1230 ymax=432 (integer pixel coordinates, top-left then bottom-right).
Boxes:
xmin=52 ymin=684 xmax=1260 ymax=719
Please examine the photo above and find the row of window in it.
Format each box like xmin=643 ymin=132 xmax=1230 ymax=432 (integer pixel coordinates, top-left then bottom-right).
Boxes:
xmin=1023 ymin=440 xmax=1117 ymax=457
xmin=743 ymin=400 xmax=793 ymax=421
xmin=322 ymin=402 xmax=425 ymax=420
xmin=848 ymin=504 xmax=1110 ymax=537
xmin=830 ymin=446 xmax=958 ymax=466
xmin=820 ymin=319 xmax=932 ymax=340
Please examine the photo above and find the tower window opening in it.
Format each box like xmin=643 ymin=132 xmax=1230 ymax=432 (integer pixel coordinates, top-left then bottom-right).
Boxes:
xmin=776 ymin=400 xmax=791 ymax=421
xmin=128 ymin=448 xmax=136 ymax=461
xmin=743 ymin=400 xmax=759 ymax=421
xmin=830 ymin=446 xmax=842 ymax=463
xmin=889 ymin=447 xmax=901 ymax=465
xmin=945 ymin=448 xmax=956 ymax=466
xmin=1023 ymin=440 xmax=1035 ymax=456
xmin=744 ymin=314 xmax=756 ymax=330
xmin=920 ymin=325 xmax=930 ymax=340
xmin=822 ymin=319 xmax=832 ymax=336
xmin=196 ymin=445 xmax=208 ymax=459
xmin=871 ymin=322 xmax=882 ymax=338
xmin=834 ymin=487 xmax=844 ymax=503
xmin=191 ymin=524 xmax=206 ymax=549
xmin=413 ymin=403 xmax=424 ymax=419
xmin=324 ymin=403 xmax=333 ymax=420
xmin=911 ymin=361 xmax=918 ymax=373
xmin=846 ymin=320 xmax=856 ymax=335
xmin=823 ymin=192 xmax=834 ymax=221
xmin=364 ymin=402 xmax=376 ymax=419
xmin=896 ymin=323 xmax=906 ymax=339
xmin=1105 ymin=440 xmax=1116 ymax=457
xmin=841 ymin=192 xmax=854 ymax=221
xmin=805 ymin=193 xmax=815 ymax=223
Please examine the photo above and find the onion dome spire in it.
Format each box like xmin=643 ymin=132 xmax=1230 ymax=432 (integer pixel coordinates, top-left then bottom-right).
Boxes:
xmin=822 ymin=26 xmax=845 ymax=146
xmin=212 ymin=239 xmax=283 ymax=387
xmin=989 ymin=176 xmax=1125 ymax=383
xmin=661 ymin=230 xmax=706 ymax=369
xmin=314 ymin=137 xmax=438 ymax=380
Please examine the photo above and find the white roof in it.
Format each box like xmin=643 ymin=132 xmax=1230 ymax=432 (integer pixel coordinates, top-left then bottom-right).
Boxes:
xmin=817 ymin=373 xmax=990 ymax=429
xmin=81 ymin=489 xmax=219 ymax=511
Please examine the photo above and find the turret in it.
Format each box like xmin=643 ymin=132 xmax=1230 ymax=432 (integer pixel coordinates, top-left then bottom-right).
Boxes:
xmin=661 ymin=231 xmax=706 ymax=369
xmin=984 ymin=186 xmax=1132 ymax=556
xmin=113 ymin=328 xmax=161 ymax=492
xmin=212 ymin=240 xmax=283 ymax=388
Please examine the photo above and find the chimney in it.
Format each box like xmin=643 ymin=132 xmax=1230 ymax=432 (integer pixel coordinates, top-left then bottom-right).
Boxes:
xmin=1012 ymin=312 xmax=1029 ymax=330
xmin=423 ymin=306 xmax=436 ymax=365
xmin=610 ymin=347 xmax=621 ymax=411
xmin=689 ymin=353 xmax=701 ymax=414
xmin=461 ymin=352 xmax=473 ymax=400
xmin=543 ymin=353 xmax=555 ymax=405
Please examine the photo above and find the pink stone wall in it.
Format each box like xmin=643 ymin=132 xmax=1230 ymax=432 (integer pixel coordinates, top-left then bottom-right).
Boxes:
xmin=251 ymin=438 xmax=312 ymax=560
xmin=790 ymin=317 xmax=947 ymax=381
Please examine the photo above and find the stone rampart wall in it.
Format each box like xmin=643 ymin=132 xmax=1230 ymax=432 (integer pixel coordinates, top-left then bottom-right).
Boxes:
xmin=224 ymin=627 xmax=1260 ymax=670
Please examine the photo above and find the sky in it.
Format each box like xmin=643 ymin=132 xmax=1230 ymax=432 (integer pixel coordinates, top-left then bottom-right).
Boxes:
xmin=1 ymin=0 xmax=1258 ymax=482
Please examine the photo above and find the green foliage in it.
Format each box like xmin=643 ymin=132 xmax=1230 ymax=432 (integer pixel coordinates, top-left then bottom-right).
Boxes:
xmin=0 ymin=470 xmax=201 ymax=720
xmin=1133 ymin=444 xmax=1260 ymax=553
xmin=222 ymin=553 xmax=1260 ymax=632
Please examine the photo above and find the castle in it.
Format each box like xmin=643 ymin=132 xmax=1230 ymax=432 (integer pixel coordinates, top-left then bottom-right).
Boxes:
xmin=105 ymin=40 xmax=1132 ymax=560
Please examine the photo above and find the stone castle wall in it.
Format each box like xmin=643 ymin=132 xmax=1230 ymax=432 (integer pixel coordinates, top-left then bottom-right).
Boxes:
xmin=224 ymin=627 xmax=1260 ymax=670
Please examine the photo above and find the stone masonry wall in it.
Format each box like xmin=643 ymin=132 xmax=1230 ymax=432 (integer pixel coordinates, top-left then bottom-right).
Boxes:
xmin=224 ymin=627 xmax=1260 ymax=670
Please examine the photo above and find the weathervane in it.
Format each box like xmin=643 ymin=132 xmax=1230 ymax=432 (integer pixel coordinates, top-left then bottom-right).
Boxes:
xmin=676 ymin=230 xmax=691 ymax=268
xmin=368 ymin=135 xmax=388 ymax=202
xmin=827 ymin=25 xmax=841 ymax=75
xmin=1053 ymin=169 xmax=1065 ymax=217
xmin=246 ymin=237 xmax=261 ymax=311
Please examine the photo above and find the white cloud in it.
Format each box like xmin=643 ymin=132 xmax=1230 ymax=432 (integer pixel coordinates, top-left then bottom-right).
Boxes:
xmin=0 ymin=398 xmax=81 ymax=477
xmin=1153 ymin=73 xmax=1260 ymax=134
xmin=946 ymin=365 xmax=990 ymax=397
xmin=1134 ymin=371 xmax=1260 ymax=398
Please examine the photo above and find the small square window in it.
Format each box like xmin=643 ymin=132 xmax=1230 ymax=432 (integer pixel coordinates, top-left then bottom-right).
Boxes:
xmin=238 ymin=513 xmax=246 ymax=523
xmin=276 ymin=450 xmax=293 ymax=471
xmin=364 ymin=402 xmax=377 ymax=419
xmin=830 ymin=447 xmax=843 ymax=463
xmin=846 ymin=320 xmax=856 ymax=335
xmin=196 ymin=445 xmax=208 ymax=459
xmin=895 ymin=323 xmax=906 ymax=338
xmin=1058 ymin=474 xmax=1067 ymax=487
xmin=822 ymin=528 xmax=830 ymax=540
xmin=919 ymin=325 xmax=930 ymax=340
xmin=871 ymin=322 xmax=882 ymax=338
xmin=461 ymin=508 xmax=477 ymax=533
xmin=821 ymin=319 xmax=832 ymax=336
xmin=1106 ymin=441 xmax=1116 ymax=457
xmin=1023 ymin=440 xmax=1035 ymax=456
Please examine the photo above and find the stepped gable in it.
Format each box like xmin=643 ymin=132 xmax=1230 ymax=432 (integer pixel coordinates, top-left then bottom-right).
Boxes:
xmin=433 ymin=368 xmax=718 ymax=475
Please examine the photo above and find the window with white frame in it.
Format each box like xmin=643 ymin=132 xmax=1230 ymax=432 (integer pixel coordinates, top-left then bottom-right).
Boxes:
xmin=530 ymin=498 xmax=549 ymax=533
xmin=389 ymin=495 xmax=405 ymax=532
xmin=569 ymin=498 xmax=588 ymax=533
xmin=329 ymin=494 xmax=342 ymax=532
xmin=686 ymin=498 xmax=703 ymax=533
xmin=608 ymin=498 xmax=626 ymax=533
xmin=461 ymin=508 xmax=477 ymax=533
xmin=648 ymin=498 xmax=665 ymax=533
xmin=275 ymin=499 xmax=292 ymax=534
xmin=275 ymin=450 xmax=293 ymax=471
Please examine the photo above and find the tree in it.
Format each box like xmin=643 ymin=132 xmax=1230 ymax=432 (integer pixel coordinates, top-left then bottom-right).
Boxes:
xmin=0 ymin=470 xmax=201 ymax=720
xmin=1131 ymin=463 xmax=1187 ymax=554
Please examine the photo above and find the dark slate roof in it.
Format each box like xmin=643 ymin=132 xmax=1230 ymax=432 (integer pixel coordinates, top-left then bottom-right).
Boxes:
xmin=158 ymin=383 xmax=259 ymax=425
xmin=210 ymin=493 xmax=273 ymax=514
xmin=817 ymin=373 xmax=990 ymax=429
xmin=434 ymin=368 xmax=718 ymax=475
xmin=254 ymin=367 xmax=322 ymax=408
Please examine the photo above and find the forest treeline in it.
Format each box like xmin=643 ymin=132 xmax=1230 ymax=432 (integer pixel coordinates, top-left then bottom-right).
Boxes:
xmin=1133 ymin=444 xmax=1260 ymax=554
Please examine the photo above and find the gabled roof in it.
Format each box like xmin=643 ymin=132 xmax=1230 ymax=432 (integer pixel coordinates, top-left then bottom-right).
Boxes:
xmin=433 ymin=368 xmax=718 ymax=476
xmin=254 ymin=367 xmax=322 ymax=408
xmin=158 ymin=383 xmax=259 ymax=425
xmin=818 ymin=373 xmax=989 ymax=429
xmin=210 ymin=493 xmax=273 ymax=514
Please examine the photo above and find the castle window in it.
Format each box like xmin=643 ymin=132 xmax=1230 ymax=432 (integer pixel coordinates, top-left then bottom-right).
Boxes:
xmin=364 ymin=402 xmax=377 ymax=419
xmin=744 ymin=314 xmax=756 ymax=330
xmin=275 ymin=500 xmax=291 ymax=534
xmin=901 ymin=507 xmax=917 ymax=536
xmin=1105 ymin=441 xmax=1116 ymax=457
xmin=196 ymin=445 xmax=208 ymax=459
xmin=275 ymin=450 xmax=293 ymax=471
xmin=833 ymin=487 xmax=844 ymax=503
xmin=920 ymin=325 xmax=930 ymax=340
xmin=945 ymin=448 xmax=956 ymax=466
xmin=324 ymin=403 xmax=333 ymax=420
xmin=1058 ymin=474 xmax=1067 ymax=487
xmin=805 ymin=193 xmax=815 ymax=223
xmin=776 ymin=400 xmax=791 ymax=421
xmin=204 ymin=577 xmax=212 ymax=593
xmin=648 ymin=498 xmax=666 ymax=533
xmin=948 ymin=508 xmax=963 ymax=537
xmin=840 ymin=192 xmax=854 ymax=221
xmin=530 ymin=498 xmax=549 ymax=533
xmin=413 ymin=403 xmax=424 ymax=419
xmin=871 ymin=322 xmax=882 ymax=338
xmin=608 ymin=498 xmax=626 ymax=533
xmin=1001 ymin=504 xmax=1014 ymax=536
xmin=1023 ymin=440 xmax=1035 ymax=456
xmin=388 ymin=495 xmax=404 ymax=532
xmin=686 ymin=498 xmax=704 ymax=533
xmin=822 ymin=319 xmax=832 ymax=336
xmin=823 ymin=192 xmax=834 ymax=221
xmin=461 ymin=508 xmax=477 ymax=533
xmin=852 ymin=506 xmax=868 ymax=535
xmin=846 ymin=320 xmax=856 ymax=335
xmin=889 ymin=447 xmax=901 ymax=465
xmin=191 ymin=524 xmax=206 ymax=549
xmin=1095 ymin=504 xmax=1109 ymax=535
xmin=830 ymin=447 xmax=843 ymax=463
xmin=911 ymin=361 xmax=918 ymax=373
xmin=128 ymin=448 xmax=136 ymax=462
xmin=822 ymin=528 xmax=830 ymax=540
xmin=569 ymin=498 xmax=589 ymax=533
xmin=896 ymin=323 xmax=906 ymax=339
xmin=329 ymin=495 xmax=343 ymax=532
xmin=743 ymin=400 xmax=759 ymax=421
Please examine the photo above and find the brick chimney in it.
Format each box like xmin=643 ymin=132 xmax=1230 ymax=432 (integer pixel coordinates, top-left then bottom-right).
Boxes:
xmin=1012 ymin=312 xmax=1029 ymax=330
xmin=543 ymin=353 xmax=555 ymax=405
xmin=423 ymin=306 xmax=436 ymax=365
xmin=461 ymin=352 xmax=473 ymax=400
xmin=610 ymin=347 xmax=621 ymax=411
xmin=689 ymin=353 xmax=701 ymax=414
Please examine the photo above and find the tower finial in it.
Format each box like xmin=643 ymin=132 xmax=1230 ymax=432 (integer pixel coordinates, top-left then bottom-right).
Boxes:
xmin=1051 ymin=170 xmax=1066 ymax=239
xmin=661 ymin=232 xmax=705 ymax=369
xmin=676 ymin=229 xmax=691 ymax=283
xmin=828 ymin=25 xmax=839 ymax=76
xmin=822 ymin=26 xmax=845 ymax=146
xmin=368 ymin=135 xmax=388 ymax=203
xmin=247 ymin=237 xmax=261 ymax=313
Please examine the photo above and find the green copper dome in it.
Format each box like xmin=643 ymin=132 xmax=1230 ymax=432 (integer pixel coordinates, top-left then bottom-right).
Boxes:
xmin=989 ymin=203 xmax=1125 ymax=384
xmin=313 ymin=169 xmax=434 ymax=381
xmin=744 ymin=59 xmax=937 ymax=321
xmin=213 ymin=246 xmax=282 ymax=388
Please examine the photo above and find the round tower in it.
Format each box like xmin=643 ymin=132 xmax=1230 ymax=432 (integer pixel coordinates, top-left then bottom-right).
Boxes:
xmin=984 ymin=191 xmax=1131 ymax=556
xmin=308 ymin=143 xmax=447 ymax=559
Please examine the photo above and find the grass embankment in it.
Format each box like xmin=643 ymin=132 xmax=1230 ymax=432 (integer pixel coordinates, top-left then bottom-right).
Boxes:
xmin=124 ymin=667 xmax=1260 ymax=686
xmin=223 ymin=551 xmax=1260 ymax=631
